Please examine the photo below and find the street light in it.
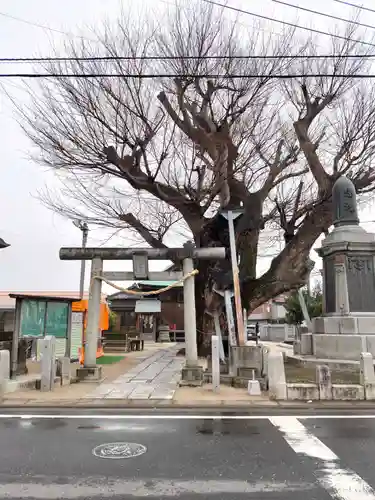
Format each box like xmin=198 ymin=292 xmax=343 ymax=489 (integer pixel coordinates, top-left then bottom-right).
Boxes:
xmin=72 ymin=220 xmax=89 ymax=299
xmin=0 ymin=238 xmax=10 ymax=249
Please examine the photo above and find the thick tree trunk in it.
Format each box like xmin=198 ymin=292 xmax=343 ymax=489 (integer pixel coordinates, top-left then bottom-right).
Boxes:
xmin=242 ymin=199 xmax=333 ymax=311
xmin=194 ymin=261 xmax=215 ymax=357
xmin=194 ymin=219 xmax=229 ymax=356
xmin=193 ymin=215 xmax=259 ymax=356
xmin=192 ymin=196 xmax=332 ymax=357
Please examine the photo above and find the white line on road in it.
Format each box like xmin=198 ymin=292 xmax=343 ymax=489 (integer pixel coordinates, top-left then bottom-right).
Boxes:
xmin=270 ymin=416 xmax=375 ymax=500
xmin=0 ymin=414 xmax=375 ymax=420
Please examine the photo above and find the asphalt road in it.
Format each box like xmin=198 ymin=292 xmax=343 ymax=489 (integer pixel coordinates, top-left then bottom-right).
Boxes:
xmin=1 ymin=411 xmax=375 ymax=499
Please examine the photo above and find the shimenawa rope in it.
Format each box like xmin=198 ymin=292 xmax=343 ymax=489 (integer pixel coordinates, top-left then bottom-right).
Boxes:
xmin=92 ymin=269 xmax=199 ymax=296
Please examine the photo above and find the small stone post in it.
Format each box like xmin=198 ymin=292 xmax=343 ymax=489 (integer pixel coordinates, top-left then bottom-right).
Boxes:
xmin=0 ymin=350 xmax=10 ymax=395
xmin=85 ymin=257 xmax=103 ymax=368
xmin=39 ymin=336 xmax=56 ymax=392
xmin=211 ymin=335 xmax=220 ymax=393
xmin=57 ymin=357 xmax=71 ymax=386
xmin=267 ymin=351 xmax=287 ymax=400
xmin=316 ymin=364 xmax=332 ymax=400
xmin=360 ymin=352 xmax=375 ymax=400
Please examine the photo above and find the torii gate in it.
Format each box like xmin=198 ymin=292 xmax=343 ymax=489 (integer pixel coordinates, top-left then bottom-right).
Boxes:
xmin=60 ymin=245 xmax=226 ymax=385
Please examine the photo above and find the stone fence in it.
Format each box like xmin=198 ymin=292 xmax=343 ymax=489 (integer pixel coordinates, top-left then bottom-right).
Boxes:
xmin=266 ymin=350 xmax=375 ymax=401
xmin=259 ymin=324 xmax=296 ymax=343
xmin=0 ymin=338 xmax=72 ymax=398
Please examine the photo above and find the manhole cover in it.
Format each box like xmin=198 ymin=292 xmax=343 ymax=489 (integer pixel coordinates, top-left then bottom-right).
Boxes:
xmin=92 ymin=442 xmax=147 ymax=459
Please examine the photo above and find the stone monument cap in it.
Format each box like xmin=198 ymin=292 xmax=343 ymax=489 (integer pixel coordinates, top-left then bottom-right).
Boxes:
xmin=332 ymin=176 xmax=359 ymax=228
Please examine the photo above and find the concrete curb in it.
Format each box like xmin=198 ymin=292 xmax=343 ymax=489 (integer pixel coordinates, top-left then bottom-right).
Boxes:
xmin=0 ymin=399 xmax=275 ymax=408
xmin=2 ymin=400 xmax=375 ymax=410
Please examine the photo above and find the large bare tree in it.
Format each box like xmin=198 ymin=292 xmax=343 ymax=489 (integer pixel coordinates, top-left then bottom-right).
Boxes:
xmin=18 ymin=1 xmax=375 ymax=351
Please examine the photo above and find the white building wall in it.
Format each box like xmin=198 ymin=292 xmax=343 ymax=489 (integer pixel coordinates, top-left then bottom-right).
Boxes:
xmin=270 ymin=303 xmax=286 ymax=321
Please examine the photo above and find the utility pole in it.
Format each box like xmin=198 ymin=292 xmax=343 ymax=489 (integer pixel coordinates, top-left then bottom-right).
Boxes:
xmin=73 ymin=221 xmax=89 ymax=299
xmin=221 ymin=209 xmax=245 ymax=346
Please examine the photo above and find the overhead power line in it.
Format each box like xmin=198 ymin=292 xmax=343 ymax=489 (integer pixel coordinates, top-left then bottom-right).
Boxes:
xmin=1 ymin=72 xmax=375 ymax=78
xmin=272 ymin=0 xmax=375 ymax=31
xmin=334 ymin=0 xmax=375 ymax=14
xmin=0 ymin=11 xmax=95 ymax=42
xmin=201 ymin=0 xmax=375 ymax=48
xmin=2 ymin=54 xmax=375 ymax=63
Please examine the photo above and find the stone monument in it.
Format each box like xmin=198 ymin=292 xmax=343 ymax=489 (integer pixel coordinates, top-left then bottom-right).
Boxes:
xmin=303 ymin=176 xmax=375 ymax=360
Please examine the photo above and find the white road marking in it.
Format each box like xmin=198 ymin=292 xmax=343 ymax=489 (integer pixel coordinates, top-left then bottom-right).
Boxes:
xmin=0 ymin=414 xmax=375 ymax=420
xmin=270 ymin=416 xmax=375 ymax=500
xmin=0 ymin=478 xmax=316 ymax=498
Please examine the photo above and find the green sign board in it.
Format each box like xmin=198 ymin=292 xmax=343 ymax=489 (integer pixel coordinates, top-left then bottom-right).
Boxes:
xmin=20 ymin=300 xmax=69 ymax=339
xmin=45 ymin=302 xmax=68 ymax=338
xmin=20 ymin=300 xmax=46 ymax=337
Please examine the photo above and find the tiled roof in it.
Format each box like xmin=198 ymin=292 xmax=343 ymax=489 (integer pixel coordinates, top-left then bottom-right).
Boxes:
xmin=0 ymin=291 xmax=107 ymax=309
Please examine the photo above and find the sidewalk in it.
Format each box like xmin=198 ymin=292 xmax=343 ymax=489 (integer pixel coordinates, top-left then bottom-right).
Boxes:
xmin=1 ymin=343 xmax=180 ymax=405
xmin=0 ymin=343 xmax=273 ymax=407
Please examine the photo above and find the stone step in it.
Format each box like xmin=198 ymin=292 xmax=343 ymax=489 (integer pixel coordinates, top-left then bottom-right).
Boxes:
xmin=103 ymin=346 xmax=127 ymax=352
xmin=103 ymin=340 xmax=127 ymax=346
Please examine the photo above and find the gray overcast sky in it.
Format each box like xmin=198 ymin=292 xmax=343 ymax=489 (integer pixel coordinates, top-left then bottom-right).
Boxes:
xmin=0 ymin=0 xmax=375 ymax=293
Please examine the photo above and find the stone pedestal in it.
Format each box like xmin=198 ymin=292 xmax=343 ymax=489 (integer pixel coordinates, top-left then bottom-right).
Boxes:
xmin=76 ymin=365 xmax=103 ymax=382
xmin=311 ymin=220 xmax=375 ymax=359
xmin=179 ymin=364 xmax=204 ymax=386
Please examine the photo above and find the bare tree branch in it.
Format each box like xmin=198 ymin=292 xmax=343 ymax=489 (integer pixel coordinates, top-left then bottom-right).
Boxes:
xmin=13 ymin=0 xmax=375 ymax=348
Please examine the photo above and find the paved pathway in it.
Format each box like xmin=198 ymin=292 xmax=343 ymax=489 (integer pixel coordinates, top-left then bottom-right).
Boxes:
xmin=87 ymin=345 xmax=184 ymax=400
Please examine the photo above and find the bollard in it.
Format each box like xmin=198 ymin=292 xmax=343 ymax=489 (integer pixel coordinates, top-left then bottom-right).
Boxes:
xmin=316 ymin=365 xmax=332 ymax=400
xmin=0 ymin=349 xmax=10 ymax=396
xmin=267 ymin=351 xmax=287 ymax=400
xmin=57 ymin=357 xmax=71 ymax=386
xmin=211 ymin=335 xmax=220 ymax=393
xmin=360 ymin=352 xmax=375 ymax=400
xmin=39 ymin=336 xmax=56 ymax=392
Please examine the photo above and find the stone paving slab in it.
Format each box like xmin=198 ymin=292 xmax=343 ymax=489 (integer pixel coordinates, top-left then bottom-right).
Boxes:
xmin=87 ymin=345 xmax=184 ymax=401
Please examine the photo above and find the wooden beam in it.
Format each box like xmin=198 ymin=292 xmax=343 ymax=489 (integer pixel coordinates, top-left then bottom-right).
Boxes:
xmin=102 ymin=271 xmax=183 ymax=281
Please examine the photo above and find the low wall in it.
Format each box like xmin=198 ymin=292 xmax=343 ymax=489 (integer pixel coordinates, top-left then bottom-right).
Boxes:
xmin=312 ymin=334 xmax=375 ymax=360
xmin=267 ymin=350 xmax=375 ymax=401
xmin=231 ymin=345 xmax=263 ymax=375
xmin=313 ymin=334 xmax=364 ymax=360
xmin=260 ymin=324 xmax=296 ymax=343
